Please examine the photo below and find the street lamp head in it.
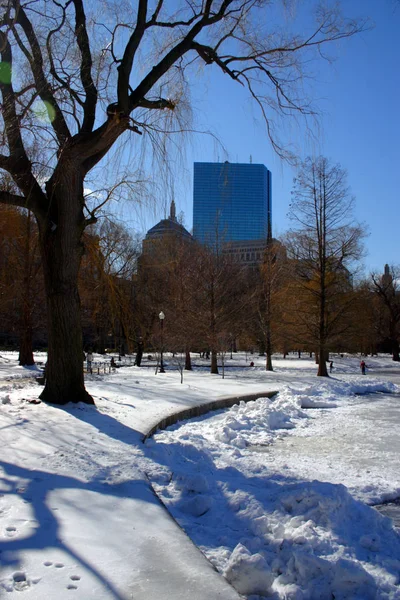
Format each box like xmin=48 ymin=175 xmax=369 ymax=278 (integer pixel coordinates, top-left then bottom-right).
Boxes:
xmin=159 ymin=311 xmax=165 ymax=320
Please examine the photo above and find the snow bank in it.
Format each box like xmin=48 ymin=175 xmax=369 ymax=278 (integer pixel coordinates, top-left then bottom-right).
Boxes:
xmin=223 ymin=480 xmax=400 ymax=599
xmin=146 ymin=380 xmax=400 ymax=599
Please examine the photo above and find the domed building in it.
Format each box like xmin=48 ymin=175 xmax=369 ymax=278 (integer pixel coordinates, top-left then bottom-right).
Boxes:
xmin=142 ymin=200 xmax=192 ymax=255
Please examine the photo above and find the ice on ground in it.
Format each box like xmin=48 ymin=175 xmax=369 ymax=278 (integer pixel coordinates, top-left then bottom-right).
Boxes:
xmin=147 ymin=378 xmax=400 ymax=599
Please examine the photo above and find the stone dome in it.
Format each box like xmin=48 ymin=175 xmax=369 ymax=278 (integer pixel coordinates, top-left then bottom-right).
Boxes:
xmin=144 ymin=200 xmax=192 ymax=242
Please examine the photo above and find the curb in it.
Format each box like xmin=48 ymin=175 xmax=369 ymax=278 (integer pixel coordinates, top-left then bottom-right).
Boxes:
xmin=143 ymin=390 xmax=278 ymax=441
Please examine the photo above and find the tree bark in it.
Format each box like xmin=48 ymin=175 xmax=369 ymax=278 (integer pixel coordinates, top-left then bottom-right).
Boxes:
xmin=265 ymin=329 xmax=273 ymax=371
xmin=19 ymin=324 xmax=34 ymax=366
xmin=19 ymin=308 xmax=34 ymax=367
xmin=211 ymin=349 xmax=219 ymax=374
xmin=185 ymin=348 xmax=192 ymax=370
xmin=38 ymin=169 xmax=94 ymax=404
xmin=317 ymin=345 xmax=328 ymax=376
xmin=18 ymin=213 xmax=35 ymax=366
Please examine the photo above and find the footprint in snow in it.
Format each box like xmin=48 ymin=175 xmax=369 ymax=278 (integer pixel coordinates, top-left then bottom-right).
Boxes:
xmin=12 ymin=572 xmax=29 ymax=592
xmin=67 ymin=576 xmax=81 ymax=590
xmin=6 ymin=526 xmax=16 ymax=536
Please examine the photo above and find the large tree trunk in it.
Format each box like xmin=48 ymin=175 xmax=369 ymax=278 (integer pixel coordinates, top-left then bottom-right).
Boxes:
xmin=38 ymin=171 xmax=94 ymax=405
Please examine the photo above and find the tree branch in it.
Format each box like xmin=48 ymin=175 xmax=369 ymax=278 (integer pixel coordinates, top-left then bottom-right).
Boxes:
xmin=72 ymin=0 xmax=98 ymax=133
xmin=118 ymin=0 xmax=149 ymax=113
xmin=136 ymin=97 xmax=175 ymax=110
xmin=0 ymin=189 xmax=30 ymax=209
xmin=191 ymin=41 xmax=238 ymax=79
xmin=0 ymin=31 xmax=27 ymax=155
xmin=128 ymin=2 xmax=235 ymax=111
xmin=13 ymin=5 xmax=71 ymax=144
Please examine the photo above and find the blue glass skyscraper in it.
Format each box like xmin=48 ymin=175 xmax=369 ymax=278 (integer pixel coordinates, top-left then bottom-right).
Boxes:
xmin=192 ymin=161 xmax=272 ymax=245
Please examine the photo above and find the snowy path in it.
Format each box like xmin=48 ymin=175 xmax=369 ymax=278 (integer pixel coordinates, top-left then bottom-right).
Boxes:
xmin=2 ymin=352 xmax=400 ymax=599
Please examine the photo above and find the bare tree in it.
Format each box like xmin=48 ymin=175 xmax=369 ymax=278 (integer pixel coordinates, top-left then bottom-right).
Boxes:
xmin=194 ymin=241 xmax=248 ymax=375
xmin=0 ymin=1 xmax=366 ymax=403
xmin=256 ymin=239 xmax=287 ymax=371
xmin=371 ymin=265 xmax=400 ymax=361
xmin=287 ymin=156 xmax=365 ymax=376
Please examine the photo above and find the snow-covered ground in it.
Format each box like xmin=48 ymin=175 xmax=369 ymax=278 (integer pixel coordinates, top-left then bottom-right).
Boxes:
xmin=1 ymin=351 xmax=400 ymax=599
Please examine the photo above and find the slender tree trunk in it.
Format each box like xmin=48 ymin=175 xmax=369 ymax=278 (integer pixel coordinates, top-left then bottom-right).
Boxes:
xmin=210 ymin=280 xmax=218 ymax=374
xmin=19 ymin=315 xmax=34 ymax=366
xmin=185 ymin=348 xmax=192 ymax=370
xmin=317 ymin=282 xmax=328 ymax=376
xmin=392 ymin=339 xmax=400 ymax=362
xmin=317 ymin=343 xmax=328 ymax=376
xmin=265 ymin=278 xmax=273 ymax=371
xmin=265 ymin=329 xmax=273 ymax=371
xmin=211 ymin=348 xmax=218 ymax=374
xmin=19 ymin=212 xmax=35 ymax=366
xmin=38 ymin=173 xmax=94 ymax=404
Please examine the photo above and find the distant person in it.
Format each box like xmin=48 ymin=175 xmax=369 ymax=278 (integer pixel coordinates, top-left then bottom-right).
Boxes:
xmin=250 ymin=361 xmax=254 ymax=367
xmin=360 ymin=360 xmax=366 ymax=375
xmin=110 ymin=357 xmax=117 ymax=369
xmin=329 ymin=361 xmax=333 ymax=373
xmin=134 ymin=338 xmax=144 ymax=367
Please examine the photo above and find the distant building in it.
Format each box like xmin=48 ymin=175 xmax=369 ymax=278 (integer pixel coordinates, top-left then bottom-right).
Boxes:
xmin=192 ymin=161 xmax=272 ymax=246
xmin=142 ymin=200 xmax=192 ymax=255
xmin=382 ymin=263 xmax=393 ymax=289
xmin=223 ymin=238 xmax=285 ymax=268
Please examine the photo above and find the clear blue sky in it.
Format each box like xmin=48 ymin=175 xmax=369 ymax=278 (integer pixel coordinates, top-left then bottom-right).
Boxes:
xmin=121 ymin=1 xmax=400 ymax=275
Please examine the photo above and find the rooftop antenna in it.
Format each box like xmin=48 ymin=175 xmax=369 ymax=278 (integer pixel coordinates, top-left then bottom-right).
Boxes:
xmin=250 ymin=155 xmax=253 ymax=164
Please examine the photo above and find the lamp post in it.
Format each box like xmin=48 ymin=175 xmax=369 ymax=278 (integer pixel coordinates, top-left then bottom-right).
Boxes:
xmin=159 ymin=311 xmax=165 ymax=373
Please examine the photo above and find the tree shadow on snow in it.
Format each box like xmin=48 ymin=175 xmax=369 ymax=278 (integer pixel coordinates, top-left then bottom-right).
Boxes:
xmin=144 ymin=437 xmax=400 ymax=592
xmin=0 ymin=405 xmax=162 ymax=598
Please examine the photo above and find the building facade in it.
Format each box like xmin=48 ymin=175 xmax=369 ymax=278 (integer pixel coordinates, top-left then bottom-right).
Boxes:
xmin=192 ymin=161 xmax=272 ymax=246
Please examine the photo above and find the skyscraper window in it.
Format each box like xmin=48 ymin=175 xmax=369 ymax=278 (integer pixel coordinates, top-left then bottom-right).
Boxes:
xmin=193 ymin=162 xmax=272 ymax=245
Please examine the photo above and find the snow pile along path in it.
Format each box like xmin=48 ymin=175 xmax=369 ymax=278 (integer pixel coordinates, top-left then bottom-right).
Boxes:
xmin=146 ymin=379 xmax=400 ymax=599
xmin=1 ymin=352 xmax=400 ymax=599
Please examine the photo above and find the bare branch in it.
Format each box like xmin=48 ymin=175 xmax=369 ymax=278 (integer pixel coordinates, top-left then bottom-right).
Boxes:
xmin=0 ymin=31 xmax=27 ymax=155
xmin=117 ymin=0 xmax=149 ymax=112
xmin=13 ymin=4 xmax=71 ymax=144
xmin=0 ymin=189 xmax=29 ymax=209
xmin=72 ymin=0 xmax=98 ymax=132
xmin=191 ymin=41 xmax=238 ymax=79
xmin=136 ymin=97 xmax=175 ymax=110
